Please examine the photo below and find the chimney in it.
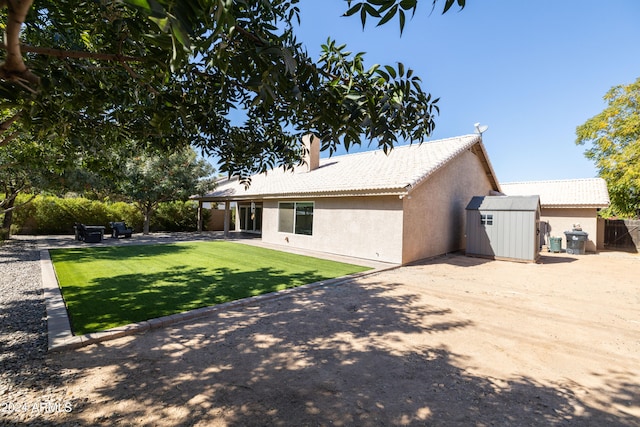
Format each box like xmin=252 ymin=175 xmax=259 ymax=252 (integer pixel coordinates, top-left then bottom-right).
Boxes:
xmin=302 ymin=134 xmax=320 ymax=172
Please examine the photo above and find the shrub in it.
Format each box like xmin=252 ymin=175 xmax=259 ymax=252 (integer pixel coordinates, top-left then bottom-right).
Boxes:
xmin=9 ymin=193 xmax=37 ymax=234
xmin=34 ymin=196 xmax=113 ymax=234
xmin=151 ymin=200 xmax=204 ymax=232
xmin=106 ymin=202 xmax=144 ymax=233
xmin=9 ymin=195 xmax=202 ymax=235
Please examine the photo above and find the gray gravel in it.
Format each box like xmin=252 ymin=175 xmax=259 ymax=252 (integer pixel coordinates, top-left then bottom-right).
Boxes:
xmin=0 ymin=238 xmax=71 ymax=426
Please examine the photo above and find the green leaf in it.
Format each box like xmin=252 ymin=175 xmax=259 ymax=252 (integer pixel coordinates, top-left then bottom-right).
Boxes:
xmin=377 ymin=5 xmax=398 ymax=27
xmin=150 ymin=16 xmax=171 ymax=33
xmin=399 ymin=0 xmax=417 ymax=10
xmin=364 ymin=3 xmax=381 ymax=17
xmin=442 ymin=0 xmax=466 ymax=14
xmin=343 ymin=2 xmax=362 ymax=17
xmin=384 ymin=65 xmax=397 ymax=79
xmin=123 ymin=0 xmax=151 ymax=12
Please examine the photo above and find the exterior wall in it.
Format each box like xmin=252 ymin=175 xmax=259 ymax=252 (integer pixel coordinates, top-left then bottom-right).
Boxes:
xmin=401 ymin=148 xmax=496 ymax=264
xmin=466 ymin=209 xmax=539 ymax=262
xmin=261 ymin=196 xmax=405 ymax=264
xmin=540 ymin=208 xmax=600 ymax=252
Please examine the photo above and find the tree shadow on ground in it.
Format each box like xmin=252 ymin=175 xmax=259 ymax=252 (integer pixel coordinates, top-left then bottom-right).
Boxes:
xmin=63 ymin=265 xmax=338 ymax=334
xmin=37 ymin=277 xmax=640 ymax=426
xmin=48 ymin=243 xmax=192 ymax=263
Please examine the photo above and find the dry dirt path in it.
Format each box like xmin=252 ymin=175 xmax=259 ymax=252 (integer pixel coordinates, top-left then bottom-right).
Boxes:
xmin=4 ymin=251 xmax=640 ymax=426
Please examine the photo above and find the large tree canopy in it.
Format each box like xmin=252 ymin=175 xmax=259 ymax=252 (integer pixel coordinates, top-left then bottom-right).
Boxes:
xmin=118 ymin=147 xmax=215 ymax=234
xmin=576 ymin=77 xmax=640 ymax=217
xmin=0 ymin=0 xmax=465 ymax=180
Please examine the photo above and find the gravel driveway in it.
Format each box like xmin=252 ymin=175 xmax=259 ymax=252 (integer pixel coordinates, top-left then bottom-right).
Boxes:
xmin=1 ymin=237 xmax=639 ymax=426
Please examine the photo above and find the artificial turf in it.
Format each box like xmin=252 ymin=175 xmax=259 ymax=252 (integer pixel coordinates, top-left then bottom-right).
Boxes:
xmin=50 ymin=241 xmax=370 ymax=334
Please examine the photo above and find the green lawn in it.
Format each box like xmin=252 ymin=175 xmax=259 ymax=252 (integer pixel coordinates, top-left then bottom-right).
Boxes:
xmin=50 ymin=241 xmax=370 ymax=335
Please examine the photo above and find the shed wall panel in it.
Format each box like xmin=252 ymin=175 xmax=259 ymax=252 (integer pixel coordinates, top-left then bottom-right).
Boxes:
xmin=466 ymin=196 xmax=540 ymax=262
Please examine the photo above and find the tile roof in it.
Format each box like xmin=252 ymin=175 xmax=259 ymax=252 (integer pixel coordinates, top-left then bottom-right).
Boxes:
xmin=199 ymin=134 xmax=493 ymax=200
xmin=500 ymin=178 xmax=610 ymax=208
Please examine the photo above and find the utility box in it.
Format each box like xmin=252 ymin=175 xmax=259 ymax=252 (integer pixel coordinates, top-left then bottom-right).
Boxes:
xmin=466 ymin=195 xmax=541 ymax=262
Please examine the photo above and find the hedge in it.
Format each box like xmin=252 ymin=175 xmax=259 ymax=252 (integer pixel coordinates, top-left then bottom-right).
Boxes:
xmin=7 ymin=194 xmax=208 ymax=235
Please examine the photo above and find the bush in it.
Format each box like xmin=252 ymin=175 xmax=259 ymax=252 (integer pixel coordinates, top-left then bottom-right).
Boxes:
xmin=33 ymin=196 xmax=114 ymax=234
xmin=106 ymin=202 xmax=144 ymax=233
xmin=151 ymin=200 xmax=205 ymax=232
xmin=8 ymin=195 xmax=203 ymax=235
xmin=9 ymin=193 xmax=37 ymax=234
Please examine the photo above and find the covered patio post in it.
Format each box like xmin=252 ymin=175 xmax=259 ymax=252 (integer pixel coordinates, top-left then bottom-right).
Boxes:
xmin=224 ymin=199 xmax=231 ymax=238
xmin=197 ymin=201 xmax=203 ymax=232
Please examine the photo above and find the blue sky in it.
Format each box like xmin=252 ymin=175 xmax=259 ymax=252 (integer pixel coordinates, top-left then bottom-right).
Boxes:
xmin=285 ymin=1 xmax=639 ymax=183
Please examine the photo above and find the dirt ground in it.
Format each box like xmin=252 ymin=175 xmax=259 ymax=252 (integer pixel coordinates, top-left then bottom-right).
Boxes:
xmin=10 ymin=251 xmax=640 ymax=425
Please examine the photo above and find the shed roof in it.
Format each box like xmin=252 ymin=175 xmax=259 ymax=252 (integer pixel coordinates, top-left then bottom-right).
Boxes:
xmin=466 ymin=195 xmax=541 ymax=211
xmin=500 ymin=178 xmax=609 ymax=208
xmin=197 ymin=134 xmax=500 ymax=201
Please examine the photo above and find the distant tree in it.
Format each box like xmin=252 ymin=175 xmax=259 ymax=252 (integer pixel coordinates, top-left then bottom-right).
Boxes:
xmin=118 ymin=148 xmax=216 ymax=234
xmin=0 ymin=131 xmax=69 ymax=236
xmin=1 ymin=0 xmax=465 ymax=181
xmin=576 ymin=77 xmax=640 ymax=217
xmin=0 ymin=123 xmax=133 ymax=236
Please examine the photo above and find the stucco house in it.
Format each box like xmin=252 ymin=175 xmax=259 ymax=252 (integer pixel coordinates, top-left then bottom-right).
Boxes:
xmin=500 ymin=179 xmax=610 ymax=252
xmin=194 ymin=134 xmax=501 ymax=264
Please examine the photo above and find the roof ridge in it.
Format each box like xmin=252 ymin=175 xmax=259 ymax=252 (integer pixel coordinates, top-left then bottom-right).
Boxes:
xmin=319 ymin=134 xmax=479 ymax=162
xmin=198 ymin=133 xmax=490 ymax=199
xmin=502 ymin=178 xmax=603 ymax=185
xmin=406 ymin=134 xmax=482 ymax=190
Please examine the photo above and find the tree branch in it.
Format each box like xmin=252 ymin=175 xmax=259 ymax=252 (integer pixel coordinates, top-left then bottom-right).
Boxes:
xmin=119 ymin=60 xmax=160 ymax=95
xmin=0 ymin=131 xmax=19 ymax=148
xmin=0 ymin=0 xmax=39 ymax=85
xmin=0 ymin=112 xmax=21 ymax=133
xmin=4 ymin=43 xmax=146 ymax=63
xmin=232 ymin=24 xmax=268 ymax=47
xmin=0 ymin=192 xmax=36 ymax=215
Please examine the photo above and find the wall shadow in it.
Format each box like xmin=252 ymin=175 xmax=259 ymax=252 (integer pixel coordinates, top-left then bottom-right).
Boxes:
xmin=537 ymin=254 xmax=580 ymax=264
xmin=408 ymin=252 xmax=494 ymax=268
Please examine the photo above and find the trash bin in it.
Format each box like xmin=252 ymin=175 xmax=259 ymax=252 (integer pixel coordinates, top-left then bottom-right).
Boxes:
xmin=564 ymin=230 xmax=588 ymax=255
xmin=549 ymin=236 xmax=562 ymax=253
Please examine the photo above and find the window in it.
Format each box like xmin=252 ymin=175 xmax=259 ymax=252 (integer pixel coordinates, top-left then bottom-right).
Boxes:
xmin=279 ymin=202 xmax=314 ymax=235
xmin=480 ymin=214 xmax=493 ymax=226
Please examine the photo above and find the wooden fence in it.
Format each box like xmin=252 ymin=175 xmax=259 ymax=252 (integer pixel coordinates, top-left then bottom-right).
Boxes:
xmin=604 ymin=219 xmax=640 ymax=251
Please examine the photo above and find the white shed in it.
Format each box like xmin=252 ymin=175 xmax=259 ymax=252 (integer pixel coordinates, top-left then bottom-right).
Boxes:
xmin=465 ymin=195 xmax=541 ymax=262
